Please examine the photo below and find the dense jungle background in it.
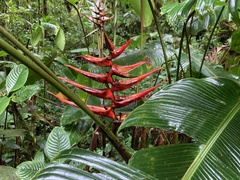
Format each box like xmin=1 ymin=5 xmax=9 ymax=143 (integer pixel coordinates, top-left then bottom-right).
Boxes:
xmin=0 ymin=0 xmax=239 ymax=179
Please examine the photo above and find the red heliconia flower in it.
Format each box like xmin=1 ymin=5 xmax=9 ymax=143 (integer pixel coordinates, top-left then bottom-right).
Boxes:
xmin=112 ymin=83 xmax=162 ymax=108
xmin=77 ymin=55 xmax=112 ymax=67
xmin=104 ymin=31 xmax=133 ymax=59
xmin=66 ymin=65 xmax=113 ymax=84
xmin=112 ymin=67 xmax=162 ymax=91
xmin=49 ymin=1 xmax=164 ymax=121
xmin=59 ymin=77 xmax=115 ymax=101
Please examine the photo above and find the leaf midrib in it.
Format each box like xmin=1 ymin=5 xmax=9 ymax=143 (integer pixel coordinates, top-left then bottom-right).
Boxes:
xmin=182 ymin=100 xmax=240 ymax=179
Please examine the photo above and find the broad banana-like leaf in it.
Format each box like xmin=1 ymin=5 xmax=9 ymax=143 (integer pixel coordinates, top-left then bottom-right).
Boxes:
xmin=43 ymin=148 xmax=157 ymax=180
xmin=119 ymin=77 xmax=240 ymax=179
xmin=34 ymin=164 xmax=102 ymax=180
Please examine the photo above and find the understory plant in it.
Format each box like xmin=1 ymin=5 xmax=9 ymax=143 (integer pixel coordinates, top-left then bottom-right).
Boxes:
xmin=50 ymin=0 xmax=162 ymax=120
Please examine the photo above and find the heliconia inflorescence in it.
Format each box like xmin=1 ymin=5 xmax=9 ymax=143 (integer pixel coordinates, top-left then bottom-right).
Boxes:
xmin=50 ymin=0 xmax=163 ymax=120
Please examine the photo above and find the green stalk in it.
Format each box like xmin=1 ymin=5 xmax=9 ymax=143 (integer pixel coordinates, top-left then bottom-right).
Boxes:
xmin=0 ymin=30 xmax=131 ymax=163
xmin=198 ymin=4 xmax=226 ymax=77
xmin=113 ymin=0 xmax=118 ymax=45
xmin=176 ymin=10 xmax=195 ymax=80
xmin=147 ymin=0 xmax=171 ymax=84
xmin=140 ymin=0 xmax=144 ymax=50
xmin=70 ymin=4 xmax=90 ymax=54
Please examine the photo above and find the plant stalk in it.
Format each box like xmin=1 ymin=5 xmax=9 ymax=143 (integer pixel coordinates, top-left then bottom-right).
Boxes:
xmin=148 ymin=0 xmax=171 ymax=84
xmin=140 ymin=0 xmax=144 ymax=50
xmin=198 ymin=4 xmax=226 ymax=77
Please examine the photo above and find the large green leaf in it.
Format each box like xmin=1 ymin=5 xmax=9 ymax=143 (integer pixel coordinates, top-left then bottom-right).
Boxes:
xmin=44 ymin=127 xmax=71 ymax=161
xmin=34 ymin=164 xmax=102 ymax=180
xmin=6 ymin=64 xmax=29 ymax=94
xmin=16 ymin=161 xmax=45 ymax=180
xmin=129 ymin=144 xmax=200 ymax=179
xmin=119 ymin=77 xmax=240 ymax=179
xmin=50 ymin=148 xmax=157 ymax=180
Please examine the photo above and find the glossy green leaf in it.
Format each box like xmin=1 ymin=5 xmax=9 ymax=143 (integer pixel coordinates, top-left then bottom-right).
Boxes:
xmin=129 ymin=144 xmax=201 ymax=179
xmin=119 ymin=77 xmax=240 ymax=179
xmin=0 ymin=96 xmax=10 ymax=115
xmin=31 ymin=26 xmax=42 ymax=47
xmin=16 ymin=161 xmax=45 ymax=180
xmin=0 ymin=129 xmax=26 ymax=137
xmin=34 ymin=164 xmax=102 ymax=180
xmin=44 ymin=127 xmax=71 ymax=161
xmin=53 ymin=148 xmax=157 ymax=180
xmin=0 ymin=166 xmax=18 ymax=180
xmin=130 ymin=0 xmax=153 ymax=27
xmin=11 ymin=84 xmax=41 ymax=103
xmin=228 ymin=0 xmax=240 ymax=25
xmin=6 ymin=64 xmax=29 ymax=94
xmin=55 ymin=28 xmax=65 ymax=51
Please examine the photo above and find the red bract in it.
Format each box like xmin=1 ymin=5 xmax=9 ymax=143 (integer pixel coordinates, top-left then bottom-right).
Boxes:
xmin=49 ymin=2 xmax=163 ymax=120
xmin=48 ymin=91 xmax=115 ymax=119
xmin=104 ymin=31 xmax=133 ymax=59
xmin=59 ymin=77 xmax=114 ymax=101
xmin=112 ymin=67 xmax=162 ymax=92
xmin=88 ymin=105 xmax=115 ymax=119
xmin=77 ymin=55 xmax=112 ymax=67
xmin=111 ymin=61 xmax=147 ymax=78
xmin=112 ymin=84 xmax=162 ymax=108
xmin=66 ymin=65 xmax=113 ymax=84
